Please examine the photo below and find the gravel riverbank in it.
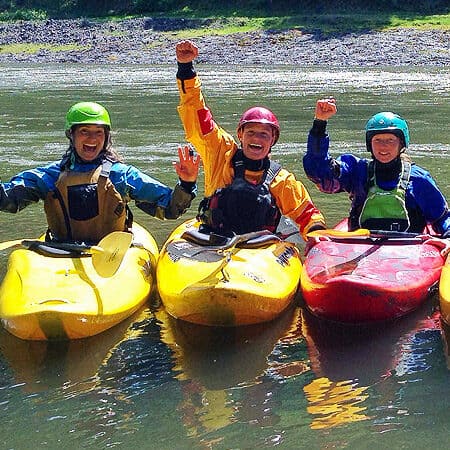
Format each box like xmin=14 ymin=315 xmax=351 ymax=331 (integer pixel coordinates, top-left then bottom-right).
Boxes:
xmin=0 ymin=17 xmax=449 ymax=66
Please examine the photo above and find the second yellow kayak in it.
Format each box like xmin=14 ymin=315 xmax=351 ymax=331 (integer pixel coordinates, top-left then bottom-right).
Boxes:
xmin=157 ymin=219 xmax=302 ymax=326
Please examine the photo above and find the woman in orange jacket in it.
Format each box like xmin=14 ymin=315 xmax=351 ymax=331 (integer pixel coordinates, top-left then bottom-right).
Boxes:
xmin=175 ymin=40 xmax=326 ymax=240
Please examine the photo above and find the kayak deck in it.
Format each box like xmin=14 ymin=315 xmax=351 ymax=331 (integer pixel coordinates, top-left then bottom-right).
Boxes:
xmin=157 ymin=219 xmax=302 ymax=326
xmin=0 ymin=223 xmax=158 ymax=340
xmin=301 ymin=227 xmax=444 ymax=323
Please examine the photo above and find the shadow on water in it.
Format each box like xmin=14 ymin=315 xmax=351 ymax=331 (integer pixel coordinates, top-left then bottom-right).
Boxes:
xmin=0 ymin=288 xmax=443 ymax=392
xmin=155 ymin=303 xmax=306 ymax=390
xmin=441 ymin=320 xmax=450 ymax=369
xmin=0 ymin=306 xmax=158 ymax=393
xmin=300 ymin=294 xmax=442 ymax=384
xmin=298 ymin=295 xmax=445 ymax=430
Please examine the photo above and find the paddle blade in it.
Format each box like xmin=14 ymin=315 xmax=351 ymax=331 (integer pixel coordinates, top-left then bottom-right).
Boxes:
xmin=0 ymin=239 xmax=30 ymax=251
xmin=92 ymin=231 xmax=133 ymax=277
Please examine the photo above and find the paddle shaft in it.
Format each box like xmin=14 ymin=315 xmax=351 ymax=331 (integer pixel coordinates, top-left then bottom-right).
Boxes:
xmin=0 ymin=231 xmax=133 ymax=278
xmin=188 ymin=230 xmax=277 ymax=257
xmin=307 ymin=228 xmax=423 ymax=240
xmin=0 ymin=238 xmax=102 ymax=253
xmin=310 ymin=236 xmax=388 ymax=279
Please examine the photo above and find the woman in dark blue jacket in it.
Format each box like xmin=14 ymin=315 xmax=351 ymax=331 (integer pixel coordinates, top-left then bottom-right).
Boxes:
xmin=303 ymin=98 xmax=450 ymax=236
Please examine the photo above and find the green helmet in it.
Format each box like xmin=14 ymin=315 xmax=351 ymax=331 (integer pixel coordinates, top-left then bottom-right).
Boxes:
xmin=65 ymin=101 xmax=111 ymax=132
xmin=365 ymin=112 xmax=409 ymax=152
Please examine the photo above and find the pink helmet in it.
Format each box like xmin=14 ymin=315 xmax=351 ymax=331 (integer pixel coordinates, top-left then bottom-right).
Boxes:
xmin=237 ymin=106 xmax=280 ymax=144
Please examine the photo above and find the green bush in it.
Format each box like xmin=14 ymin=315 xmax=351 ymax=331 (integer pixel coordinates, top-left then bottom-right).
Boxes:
xmin=0 ymin=0 xmax=449 ymax=19
xmin=0 ymin=8 xmax=47 ymax=20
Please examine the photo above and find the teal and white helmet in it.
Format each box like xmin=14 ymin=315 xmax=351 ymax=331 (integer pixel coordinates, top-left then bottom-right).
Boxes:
xmin=365 ymin=112 xmax=409 ymax=153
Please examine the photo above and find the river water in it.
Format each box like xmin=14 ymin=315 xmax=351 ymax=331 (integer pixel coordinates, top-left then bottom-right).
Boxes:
xmin=0 ymin=64 xmax=449 ymax=449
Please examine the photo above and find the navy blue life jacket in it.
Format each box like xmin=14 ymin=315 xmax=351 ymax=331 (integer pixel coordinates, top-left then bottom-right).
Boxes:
xmin=197 ymin=152 xmax=282 ymax=236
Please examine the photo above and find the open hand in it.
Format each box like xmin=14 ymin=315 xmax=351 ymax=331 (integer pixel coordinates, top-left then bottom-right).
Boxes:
xmin=173 ymin=144 xmax=200 ymax=182
xmin=176 ymin=40 xmax=199 ymax=63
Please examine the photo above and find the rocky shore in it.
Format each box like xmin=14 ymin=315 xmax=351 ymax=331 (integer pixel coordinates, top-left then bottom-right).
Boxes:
xmin=0 ymin=17 xmax=449 ymax=66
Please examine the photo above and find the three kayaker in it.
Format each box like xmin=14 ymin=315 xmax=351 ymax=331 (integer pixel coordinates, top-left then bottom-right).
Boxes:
xmin=303 ymin=98 xmax=450 ymax=236
xmin=175 ymin=39 xmax=326 ymax=239
xmin=0 ymin=101 xmax=200 ymax=243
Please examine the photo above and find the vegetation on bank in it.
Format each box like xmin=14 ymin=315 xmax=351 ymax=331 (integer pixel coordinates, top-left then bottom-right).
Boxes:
xmin=0 ymin=1 xmax=449 ymax=34
xmin=0 ymin=42 xmax=89 ymax=55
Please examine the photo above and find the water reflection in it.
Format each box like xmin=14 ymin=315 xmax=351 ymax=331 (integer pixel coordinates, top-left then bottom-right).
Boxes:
xmin=156 ymin=305 xmax=306 ymax=389
xmin=0 ymin=306 xmax=183 ymax=448
xmin=1 ymin=64 xmax=450 ymax=448
xmin=0 ymin=307 xmax=151 ymax=393
xmin=300 ymin=298 xmax=443 ymax=430
xmin=155 ymin=305 xmax=309 ymax=439
xmin=441 ymin=322 xmax=450 ymax=369
xmin=301 ymin=299 xmax=440 ymax=383
xmin=304 ymin=377 xmax=370 ymax=429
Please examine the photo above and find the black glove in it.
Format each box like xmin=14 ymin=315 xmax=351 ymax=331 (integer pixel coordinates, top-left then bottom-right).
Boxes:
xmin=310 ymin=119 xmax=327 ymax=137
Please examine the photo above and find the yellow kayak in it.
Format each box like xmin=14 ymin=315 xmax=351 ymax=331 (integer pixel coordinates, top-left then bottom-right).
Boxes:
xmin=156 ymin=219 xmax=302 ymax=326
xmin=0 ymin=223 xmax=158 ymax=340
xmin=439 ymin=256 xmax=450 ymax=327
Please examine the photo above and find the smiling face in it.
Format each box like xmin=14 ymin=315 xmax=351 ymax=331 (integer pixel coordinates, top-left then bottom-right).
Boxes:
xmin=72 ymin=125 xmax=106 ymax=162
xmin=238 ymin=122 xmax=276 ymax=161
xmin=371 ymin=132 xmax=402 ymax=164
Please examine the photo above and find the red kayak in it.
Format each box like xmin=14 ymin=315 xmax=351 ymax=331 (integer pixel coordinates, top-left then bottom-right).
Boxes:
xmin=300 ymin=221 xmax=445 ymax=323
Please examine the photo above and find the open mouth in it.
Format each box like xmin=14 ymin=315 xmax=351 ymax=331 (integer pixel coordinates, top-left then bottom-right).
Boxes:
xmin=83 ymin=144 xmax=98 ymax=153
xmin=247 ymin=143 xmax=264 ymax=154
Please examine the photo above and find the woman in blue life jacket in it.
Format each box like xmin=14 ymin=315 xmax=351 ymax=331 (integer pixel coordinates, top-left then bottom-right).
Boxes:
xmin=303 ymin=98 xmax=450 ymax=237
xmin=0 ymin=101 xmax=200 ymax=244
